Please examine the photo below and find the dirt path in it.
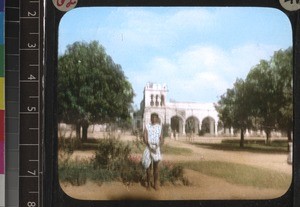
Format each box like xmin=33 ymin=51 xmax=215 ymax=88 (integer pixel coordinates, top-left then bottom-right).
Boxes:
xmin=164 ymin=138 xmax=291 ymax=174
xmin=61 ymin=136 xmax=292 ymax=200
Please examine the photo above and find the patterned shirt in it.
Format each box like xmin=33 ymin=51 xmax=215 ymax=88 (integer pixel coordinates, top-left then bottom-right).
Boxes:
xmin=146 ymin=123 xmax=162 ymax=145
xmin=144 ymin=123 xmax=162 ymax=163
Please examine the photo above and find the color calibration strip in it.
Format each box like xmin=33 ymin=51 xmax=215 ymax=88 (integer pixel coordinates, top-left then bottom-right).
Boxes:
xmin=0 ymin=0 xmax=5 ymax=206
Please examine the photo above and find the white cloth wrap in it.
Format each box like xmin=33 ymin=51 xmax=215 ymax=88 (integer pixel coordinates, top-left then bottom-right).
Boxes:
xmin=142 ymin=124 xmax=162 ymax=169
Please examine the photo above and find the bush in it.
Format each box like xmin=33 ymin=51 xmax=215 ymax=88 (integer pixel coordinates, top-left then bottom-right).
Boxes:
xmin=59 ymin=161 xmax=88 ymax=186
xmin=120 ymin=159 xmax=144 ymax=184
xmin=159 ymin=161 xmax=186 ymax=186
xmin=93 ymin=137 xmax=131 ymax=171
xmin=89 ymin=168 xmax=119 ymax=183
xmin=58 ymin=137 xmax=83 ymax=153
xmin=59 ymin=135 xmax=189 ymax=187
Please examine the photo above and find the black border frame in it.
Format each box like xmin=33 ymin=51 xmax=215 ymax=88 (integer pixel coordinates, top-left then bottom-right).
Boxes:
xmin=44 ymin=1 xmax=300 ymax=207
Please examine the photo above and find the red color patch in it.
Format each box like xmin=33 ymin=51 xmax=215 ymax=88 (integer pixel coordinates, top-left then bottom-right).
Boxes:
xmin=0 ymin=110 xmax=4 ymax=141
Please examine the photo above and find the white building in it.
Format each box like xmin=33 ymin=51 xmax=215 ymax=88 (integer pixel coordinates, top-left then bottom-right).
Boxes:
xmin=139 ymin=82 xmax=219 ymax=136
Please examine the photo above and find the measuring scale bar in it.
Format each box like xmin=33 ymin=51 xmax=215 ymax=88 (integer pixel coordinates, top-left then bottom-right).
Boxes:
xmin=19 ymin=0 xmax=42 ymax=207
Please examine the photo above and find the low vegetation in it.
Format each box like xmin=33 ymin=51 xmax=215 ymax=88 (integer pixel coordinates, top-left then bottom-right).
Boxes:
xmin=58 ymin=136 xmax=187 ymax=186
xmin=193 ymin=139 xmax=289 ymax=154
xmin=58 ymin=136 xmax=291 ymax=190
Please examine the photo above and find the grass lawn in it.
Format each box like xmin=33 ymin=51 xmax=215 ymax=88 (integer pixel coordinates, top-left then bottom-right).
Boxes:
xmin=181 ymin=160 xmax=291 ymax=189
xmin=161 ymin=145 xmax=193 ymax=155
xmin=193 ymin=139 xmax=289 ymax=154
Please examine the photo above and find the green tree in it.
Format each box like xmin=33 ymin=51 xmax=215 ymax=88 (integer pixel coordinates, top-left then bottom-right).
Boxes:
xmin=246 ymin=60 xmax=278 ymax=145
xmin=270 ymin=47 xmax=293 ymax=141
xmin=216 ymin=47 xmax=293 ymax=146
xmin=58 ymin=41 xmax=134 ymax=140
xmin=215 ymin=79 xmax=252 ymax=147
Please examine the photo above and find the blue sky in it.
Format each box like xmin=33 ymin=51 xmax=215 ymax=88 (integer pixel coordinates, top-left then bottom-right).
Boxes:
xmin=59 ymin=7 xmax=292 ymax=108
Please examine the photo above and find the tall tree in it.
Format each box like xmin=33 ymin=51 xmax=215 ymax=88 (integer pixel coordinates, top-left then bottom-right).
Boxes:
xmin=246 ymin=60 xmax=278 ymax=145
xmin=216 ymin=47 xmax=293 ymax=145
xmin=58 ymin=41 xmax=134 ymax=140
xmin=215 ymin=79 xmax=252 ymax=147
xmin=270 ymin=47 xmax=293 ymax=141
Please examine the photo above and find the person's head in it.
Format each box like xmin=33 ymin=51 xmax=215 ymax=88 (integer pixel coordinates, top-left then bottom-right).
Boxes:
xmin=151 ymin=113 xmax=159 ymax=124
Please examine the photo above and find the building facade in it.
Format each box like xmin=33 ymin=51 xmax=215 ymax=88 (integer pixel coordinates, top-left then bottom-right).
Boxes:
xmin=139 ymin=82 xmax=219 ymax=136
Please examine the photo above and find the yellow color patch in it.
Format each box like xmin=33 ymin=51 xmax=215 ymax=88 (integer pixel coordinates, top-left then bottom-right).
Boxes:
xmin=0 ymin=78 xmax=4 ymax=110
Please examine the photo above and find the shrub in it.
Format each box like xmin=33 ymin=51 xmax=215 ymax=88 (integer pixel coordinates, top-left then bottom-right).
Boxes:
xmin=89 ymin=168 xmax=119 ymax=183
xmin=59 ymin=135 xmax=190 ymax=187
xmin=93 ymin=137 xmax=131 ymax=171
xmin=58 ymin=137 xmax=83 ymax=153
xmin=159 ymin=161 xmax=186 ymax=186
xmin=59 ymin=161 xmax=88 ymax=186
xmin=120 ymin=159 xmax=144 ymax=184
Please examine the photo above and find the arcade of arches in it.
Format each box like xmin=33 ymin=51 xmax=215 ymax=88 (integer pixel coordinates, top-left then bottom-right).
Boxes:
xmin=137 ymin=83 xmax=220 ymax=136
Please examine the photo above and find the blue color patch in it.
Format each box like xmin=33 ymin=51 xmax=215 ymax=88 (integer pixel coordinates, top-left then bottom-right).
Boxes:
xmin=0 ymin=13 xmax=3 ymax=45
xmin=0 ymin=0 xmax=3 ymax=12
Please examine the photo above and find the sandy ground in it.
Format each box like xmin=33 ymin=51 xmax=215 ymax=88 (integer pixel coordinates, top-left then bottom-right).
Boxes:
xmin=60 ymin=134 xmax=292 ymax=200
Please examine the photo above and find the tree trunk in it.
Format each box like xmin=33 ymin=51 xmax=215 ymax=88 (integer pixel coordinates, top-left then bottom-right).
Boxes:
xmin=240 ymin=128 xmax=244 ymax=148
xmin=76 ymin=123 xmax=81 ymax=139
xmin=265 ymin=130 xmax=271 ymax=145
xmin=287 ymin=129 xmax=292 ymax=142
xmin=82 ymin=123 xmax=89 ymax=141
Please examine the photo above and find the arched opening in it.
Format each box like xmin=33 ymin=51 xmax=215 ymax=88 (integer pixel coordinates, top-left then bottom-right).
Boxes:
xmin=185 ymin=116 xmax=199 ymax=134
xmin=171 ymin=116 xmax=183 ymax=135
xmin=161 ymin=95 xmax=165 ymax=106
xmin=155 ymin=95 xmax=159 ymax=106
xmin=150 ymin=94 xmax=154 ymax=106
xmin=201 ymin=116 xmax=215 ymax=135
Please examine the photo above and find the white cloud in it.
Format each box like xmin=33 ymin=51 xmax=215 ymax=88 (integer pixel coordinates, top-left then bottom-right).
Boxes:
xmin=59 ymin=7 xmax=291 ymax=106
xmin=131 ymin=43 xmax=282 ymax=104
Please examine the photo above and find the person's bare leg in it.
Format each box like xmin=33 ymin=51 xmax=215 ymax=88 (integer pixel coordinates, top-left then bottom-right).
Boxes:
xmin=146 ymin=164 xmax=152 ymax=190
xmin=153 ymin=161 xmax=159 ymax=190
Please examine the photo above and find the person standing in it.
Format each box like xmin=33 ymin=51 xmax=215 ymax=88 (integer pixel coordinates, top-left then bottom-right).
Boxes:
xmin=143 ymin=113 xmax=163 ymax=190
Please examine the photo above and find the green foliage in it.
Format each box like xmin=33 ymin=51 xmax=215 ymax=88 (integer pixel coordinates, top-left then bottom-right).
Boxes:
xmin=160 ymin=162 xmax=187 ymax=186
xmin=193 ymin=140 xmax=288 ymax=154
xmin=93 ymin=138 xmax=131 ymax=171
xmin=161 ymin=144 xmax=192 ymax=155
xmin=246 ymin=60 xmax=278 ymax=142
xmin=271 ymin=48 xmax=293 ymax=140
xmin=120 ymin=156 xmax=144 ymax=184
xmin=58 ymin=137 xmax=83 ymax=153
xmin=58 ymin=136 xmax=188 ymax=186
xmin=59 ymin=160 xmax=119 ymax=185
xmin=215 ymin=79 xmax=252 ymax=146
xmin=59 ymin=160 xmax=88 ymax=186
xmin=58 ymin=41 xmax=134 ymax=139
xmin=215 ymin=47 xmax=293 ymax=144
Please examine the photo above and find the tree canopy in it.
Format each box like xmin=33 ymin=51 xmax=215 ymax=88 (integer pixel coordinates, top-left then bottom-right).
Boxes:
xmin=215 ymin=47 xmax=293 ymax=146
xmin=58 ymin=41 xmax=134 ymax=140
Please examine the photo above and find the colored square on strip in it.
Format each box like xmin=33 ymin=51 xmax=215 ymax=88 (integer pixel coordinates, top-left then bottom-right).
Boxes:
xmin=0 ymin=78 xmax=4 ymax=110
xmin=0 ymin=0 xmax=3 ymax=12
xmin=0 ymin=110 xmax=3 ymax=141
xmin=0 ymin=13 xmax=3 ymax=45
xmin=0 ymin=141 xmax=3 ymax=174
xmin=0 ymin=45 xmax=4 ymax=77
xmin=0 ymin=110 xmax=4 ymax=175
